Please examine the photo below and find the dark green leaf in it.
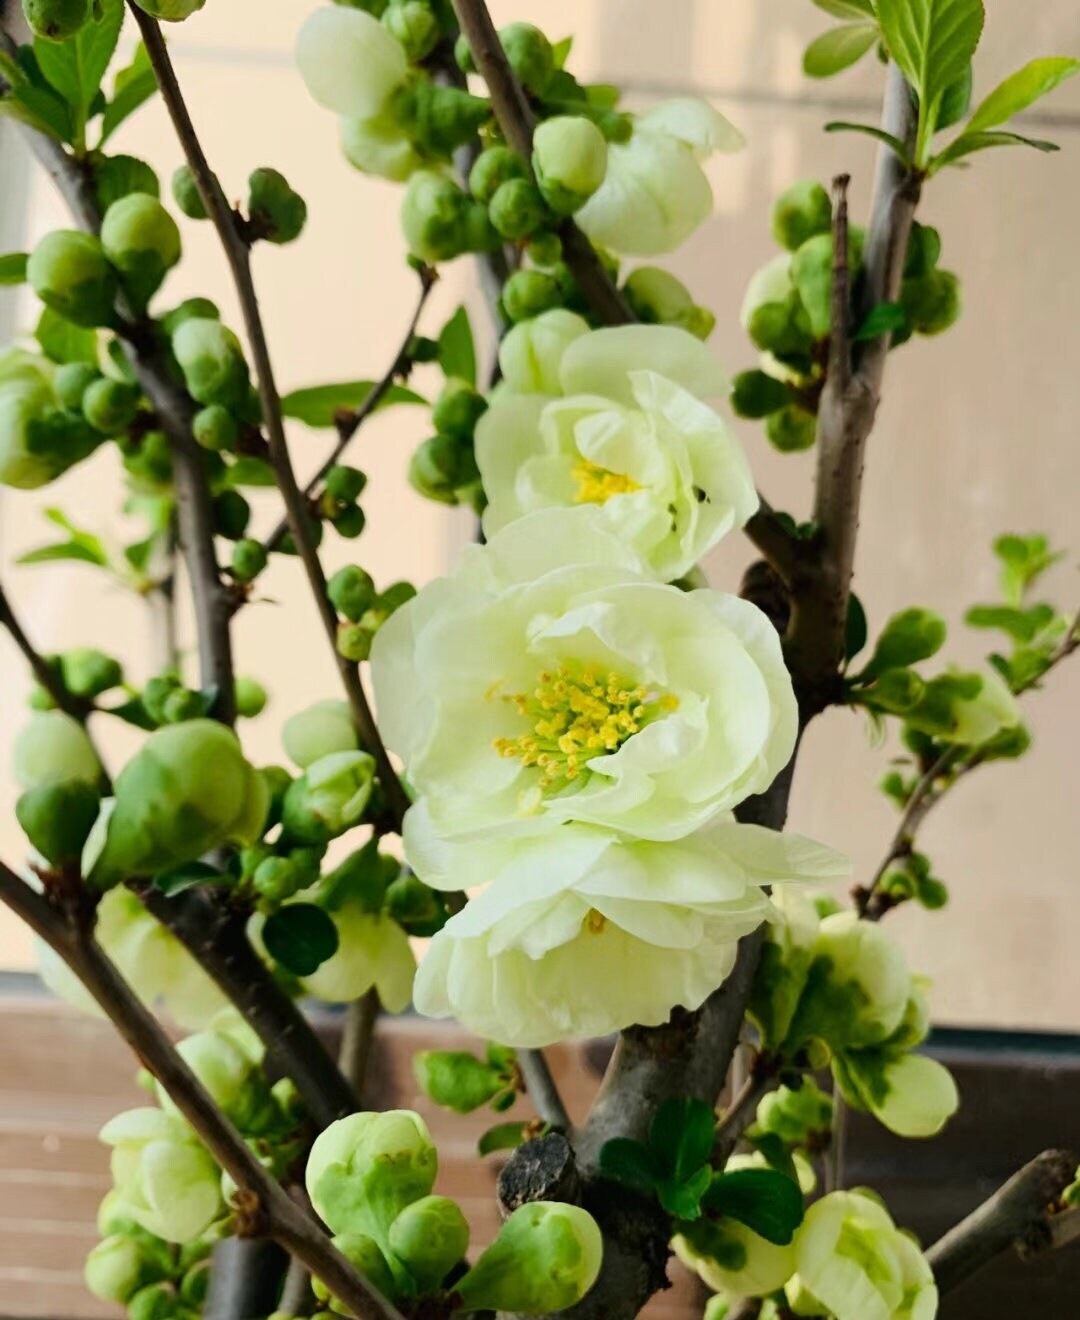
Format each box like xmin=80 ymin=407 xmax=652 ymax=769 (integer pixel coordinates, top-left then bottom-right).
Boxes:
xmin=747 ymin=1132 xmax=800 ymax=1185
xmin=804 ymin=24 xmax=878 ymax=79
xmin=280 ymin=380 xmax=425 ymax=428
xmin=35 ymin=0 xmax=124 ymax=142
xmin=154 ymin=861 xmax=225 ymax=895
xmin=478 ymin=1121 xmax=528 ymax=1156
xmin=35 ymin=307 xmax=99 ymax=365
xmin=936 ymin=63 xmax=973 ymax=132
xmin=93 ymin=154 xmax=159 ymax=210
xmin=701 ymin=1168 xmax=805 ymax=1246
xmin=823 ymin=121 xmax=913 ymax=162
xmin=100 ymin=43 xmax=157 ymax=144
xmin=966 ymin=57 xmax=1080 ymax=134
xmin=649 ymin=1098 xmax=717 ymax=1183
xmin=0 ymin=253 xmax=28 ymax=285
xmin=598 ymin=1138 xmax=660 ymax=1192
xmin=658 ymin=1166 xmax=713 ymax=1222
xmin=929 ymin=129 xmax=1060 ymax=172
xmin=854 ymin=300 xmax=907 ymax=340
xmin=845 ymin=592 xmax=868 ymax=663
xmin=437 ymin=305 xmax=476 ymax=387
xmin=876 ymin=0 xmax=985 ymax=120
xmin=0 ymin=82 xmax=72 ymax=142
xmin=812 ymin=0 xmax=876 ymax=17
xmin=262 ymin=903 xmax=339 ymax=977
xmin=102 ymin=695 xmax=156 ymax=730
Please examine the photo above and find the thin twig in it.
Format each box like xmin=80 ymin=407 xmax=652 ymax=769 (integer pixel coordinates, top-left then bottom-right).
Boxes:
xmin=518 ymin=1048 xmax=572 ymax=1131
xmin=131 ymin=6 xmax=410 ymax=830
xmin=823 ymin=1092 xmax=847 ymax=1193
xmin=712 ymin=1064 xmax=780 ymax=1166
xmin=0 ymin=582 xmax=91 ymax=721
xmin=744 ymin=494 xmax=806 ymax=589
xmin=339 ymin=988 xmax=381 ymax=1100
xmin=0 ymin=860 xmax=404 ymax=1320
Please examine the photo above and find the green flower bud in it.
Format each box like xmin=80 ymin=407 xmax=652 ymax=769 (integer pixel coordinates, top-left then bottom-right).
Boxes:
xmin=337 ymin=623 xmax=373 ymax=661
xmin=192 ymin=404 xmax=238 ymax=451
xmin=771 ymin=180 xmax=832 ymax=252
xmin=755 ymin=1080 xmax=834 ymax=1147
xmin=791 ymin=228 xmax=866 ymax=340
xmin=332 ymin=504 xmax=367 ymax=539
xmin=160 ymin=686 xmax=205 ymax=725
xmin=747 ymin=293 xmax=815 ymax=362
xmin=283 ymin=699 xmax=360 ymax=768
xmin=281 ymin=750 xmax=376 ymax=844
xmin=456 ymin=1202 xmax=603 ymax=1314
xmin=498 ymin=307 xmax=589 ymax=394
xmin=731 ymin=369 xmax=794 ymax=419
xmin=623 ymin=266 xmax=715 ymax=339
xmin=306 ymin=1111 xmax=438 ymax=1239
xmin=526 ymin=231 xmax=563 ymax=267
xmin=82 ymin=377 xmax=140 ymax=434
xmin=235 ymin=677 xmax=268 ymax=719
xmin=381 ymin=1 xmax=439 ymax=61
xmin=213 ymin=489 xmax=251 ymax=540
xmin=12 ymin=710 xmax=102 ymax=790
xmin=22 ymin=0 xmax=92 ymax=41
xmin=101 ymin=195 xmax=182 ymax=311
xmin=408 ymin=432 xmax=474 ymax=504
xmin=328 ymin=566 xmax=377 ymax=623
xmin=385 ymin=870 xmax=448 ymax=936
xmin=160 ymin=297 xmax=220 ymax=338
xmin=766 ymin=404 xmax=816 ymax=453
xmin=392 ymin=81 xmax=491 ymax=158
xmin=231 ymin=537 xmax=268 ymax=583
xmin=325 ymin=464 xmax=367 ymax=502
xmin=498 ymin=22 xmax=555 ymax=95
xmin=321 ymin=838 xmax=394 ymax=912
xmin=489 ymin=178 xmax=547 ymax=241
xmin=904 ymin=222 xmax=942 ymax=280
xmin=171 ymin=318 xmax=250 ymax=408
xmin=341 ymin=111 xmax=424 ymax=184
xmin=88 ymin=720 xmax=269 ymax=887
xmin=127 ymin=1283 xmax=182 ymax=1320
xmin=501 ymin=269 xmax=563 ymax=324
xmin=253 ymin=855 xmax=306 ymax=906
xmin=54 ymin=362 xmax=101 ymax=410
xmin=388 ymin=1195 xmax=469 ymax=1290
xmin=311 ymin=1233 xmax=397 ymax=1309
xmin=378 ymin=581 xmax=416 ymax=614
xmin=159 ymin=1028 xmax=271 ymax=1130
xmin=28 ymin=231 xmax=118 ymax=328
xmin=413 ymin=1050 xmax=506 ymax=1114
xmin=468 ymin=145 xmax=530 ymax=205
xmin=432 ymin=378 xmax=488 ymax=439
xmin=171 ymin=165 xmax=208 ymax=220
xmin=60 ymin=648 xmax=123 ymax=699
xmin=533 ymin=116 xmax=608 ymax=214
xmin=901 ymin=269 xmax=961 ymax=336
xmin=16 ymin=779 xmax=102 ymax=867
xmin=179 ymin=1261 xmax=210 ymax=1306
xmin=401 ymin=171 xmax=472 ymax=263
xmin=84 ymin=1234 xmax=148 ymax=1303
xmin=131 ymin=0 xmax=206 ymax=20
xmin=247 ymin=168 xmax=308 ymax=246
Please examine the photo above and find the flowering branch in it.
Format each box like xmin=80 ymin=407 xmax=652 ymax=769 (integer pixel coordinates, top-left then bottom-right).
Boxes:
xmin=0 ymin=860 xmax=404 ymax=1320
xmin=130 ymin=5 xmax=410 ymax=831
xmin=0 ymin=580 xmax=94 ymax=723
xmin=518 ymin=1048 xmax=572 ymax=1131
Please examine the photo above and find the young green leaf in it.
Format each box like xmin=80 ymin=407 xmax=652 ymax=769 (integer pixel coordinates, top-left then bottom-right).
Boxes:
xmin=34 ymin=0 xmax=124 ymax=147
xmin=812 ymin=0 xmax=876 ymax=17
xmin=929 ymin=128 xmax=1060 ymax=173
xmin=36 ymin=307 xmax=99 ymax=365
xmin=844 ymin=592 xmax=869 ymax=663
xmin=281 ymin=380 xmax=425 ymax=427
xmin=225 ymin=457 xmax=278 ymax=488
xmin=0 ymin=253 xmax=28 ymax=285
xmin=936 ymin=64 xmax=973 ymax=131
xmin=478 ymin=1121 xmax=528 ymax=1156
xmin=964 ymin=602 xmax=1058 ymax=643
xmin=262 ymin=903 xmax=339 ymax=977
xmin=657 ymin=1165 xmax=712 ymax=1222
xmin=154 ymin=861 xmax=226 ymax=896
xmin=966 ymin=57 xmax=1080 ymax=134
xmin=824 ymin=122 xmax=913 ymax=163
xmin=854 ymin=301 xmax=907 ymax=341
xmin=701 ymin=1168 xmax=805 ymax=1246
xmin=804 ymin=24 xmax=878 ymax=79
xmin=99 ymin=42 xmax=158 ymax=145
xmin=856 ymin=607 xmax=947 ymax=681
xmin=876 ymin=0 xmax=985 ymax=127
xmin=438 ymin=305 xmax=477 ymax=387
xmin=598 ymin=1137 xmax=660 ymax=1193
xmin=649 ymin=1097 xmax=717 ymax=1184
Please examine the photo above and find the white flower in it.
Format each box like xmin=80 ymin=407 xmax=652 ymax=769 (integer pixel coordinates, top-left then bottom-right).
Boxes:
xmin=412 ymin=819 xmax=848 ymax=1047
xmin=371 ymin=508 xmax=798 ymax=854
xmin=302 ymin=908 xmax=416 ymax=1013
xmin=577 ymin=98 xmax=743 ymax=256
xmin=497 ymin=309 xmax=591 ymax=395
xmin=296 ymin=7 xmax=408 ymax=120
xmin=341 ymin=110 xmax=424 ymax=182
xmin=789 ymin=1191 xmax=938 ymax=1320
xmin=476 ymin=326 xmax=756 ymax=581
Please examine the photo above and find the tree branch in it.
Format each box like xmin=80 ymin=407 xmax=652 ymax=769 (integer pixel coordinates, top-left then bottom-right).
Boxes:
xmin=518 ymin=1049 xmax=572 ymax=1131
xmin=339 ymin=987 xmax=381 ymax=1100
xmin=0 ymin=580 xmax=92 ymax=722
xmin=926 ymin=1149 xmax=1077 ymax=1294
xmin=0 ymin=861 xmax=404 ymax=1320
xmin=131 ymin=6 xmax=409 ymax=830
xmin=712 ymin=1058 xmax=781 ymax=1167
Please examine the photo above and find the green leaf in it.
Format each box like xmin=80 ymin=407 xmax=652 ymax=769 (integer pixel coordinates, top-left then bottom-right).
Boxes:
xmin=280 ymin=380 xmax=425 ymax=428
xmin=17 ymin=542 xmax=107 ymax=566
xmin=262 ymin=903 xmax=339 ymax=977
xmin=100 ymin=43 xmax=157 ymax=145
xmin=964 ymin=602 xmax=1058 ymax=642
xmin=845 ymin=592 xmax=868 ymax=663
xmin=478 ymin=1121 xmax=528 ymax=1156
xmin=154 ymin=861 xmax=225 ymax=895
xmin=877 ymin=0 xmax=985 ymax=125
xmin=966 ymin=57 xmax=1080 ymax=134
xmin=35 ymin=307 xmax=99 ymax=365
xmin=226 ymin=457 xmax=278 ymax=488
xmin=598 ymin=1138 xmax=660 ymax=1193
xmin=823 ymin=122 xmax=913 ymax=162
xmin=993 ymin=533 xmax=1063 ymax=604
xmin=551 ymin=36 xmax=573 ymax=68
xmin=102 ymin=695 xmax=156 ymax=730
xmin=0 ymin=253 xmax=28 ymax=285
xmin=936 ymin=63 xmax=973 ymax=131
xmin=35 ymin=0 xmax=124 ymax=144
xmin=650 ymin=1098 xmax=717 ymax=1184
xmin=657 ymin=1165 xmax=712 ymax=1222
xmin=854 ymin=301 xmax=907 ymax=340
xmin=701 ymin=1168 xmax=805 ymax=1246
xmin=804 ymin=24 xmax=879 ymax=79
xmin=747 ymin=1132 xmax=800 ymax=1186
xmin=858 ymin=607 xmax=947 ymax=681
xmin=93 ymin=153 xmax=160 ymax=210
xmin=929 ymin=128 xmax=1060 ymax=172
xmin=437 ymin=305 xmax=476 ymax=387
xmin=0 ymin=81 xmax=73 ymax=142
xmin=812 ymin=0 xmax=876 ymax=17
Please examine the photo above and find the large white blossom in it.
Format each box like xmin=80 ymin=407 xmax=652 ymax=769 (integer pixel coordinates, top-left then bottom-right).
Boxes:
xmin=371 ymin=508 xmax=798 ymax=859
xmin=476 ymin=326 xmax=757 ymax=581
xmin=412 ymin=820 xmax=848 ymax=1047
xmin=577 ymin=98 xmax=744 ymax=256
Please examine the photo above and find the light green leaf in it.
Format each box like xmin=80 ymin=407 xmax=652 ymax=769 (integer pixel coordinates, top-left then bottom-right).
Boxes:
xmin=226 ymin=457 xmax=278 ymax=488
xmin=966 ymin=57 xmax=1080 ymax=134
xmin=936 ymin=63 xmax=972 ymax=131
xmin=478 ymin=1121 xmax=528 ymax=1156
xmin=17 ymin=542 xmax=107 ymax=566
xmin=824 ymin=121 xmax=913 ymax=163
xmin=804 ymin=24 xmax=879 ymax=79
xmin=929 ymin=128 xmax=1060 ymax=172
xmin=281 ymin=380 xmax=425 ymax=428
xmin=0 ymin=83 xmax=72 ymax=142
xmin=812 ymin=0 xmax=876 ymax=17
xmin=34 ymin=0 xmax=124 ymax=143
xmin=100 ymin=43 xmax=157 ymax=145
xmin=0 ymin=253 xmax=28 ymax=285
xmin=437 ymin=305 xmax=476 ymax=387
xmin=877 ymin=0 xmax=985 ymax=118
xmin=35 ymin=308 xmax=99 ymax=365
xmin=551 ymin=36 xmax=573 ymax=68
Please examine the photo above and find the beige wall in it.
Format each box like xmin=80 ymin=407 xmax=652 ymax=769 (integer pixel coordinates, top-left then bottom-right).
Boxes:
xmin=0 ymin=1 xmax=1078 ymax=1029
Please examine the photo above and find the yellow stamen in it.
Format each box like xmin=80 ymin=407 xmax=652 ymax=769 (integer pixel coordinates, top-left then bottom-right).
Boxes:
xmin=572 ymin=458 xmax=640 ymax=505
xmin=584 ymin=909 xmax=607 ymax=936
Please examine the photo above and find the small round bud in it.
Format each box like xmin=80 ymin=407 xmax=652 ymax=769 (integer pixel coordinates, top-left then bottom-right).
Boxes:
xmin=171 ymin=165 xmax=208 ymax=220
xmin=408 ymin=433 xmax=472 ymax=503
xmin=235 ymin=677 xmax=268 ymax=719
xmin=60 ymin=648 xmax=123 ymax=698
xmin=337 ymin=623 xmax=375 ymax=662
xmin=28 ymin=231 xmax=118 ymax=328
xmin=332 ymin=504 xmax=367 ymax=539
xmin=386 ymin=871 xmax=448 ymax=936
xmin=171 ymin=318 xmax=250 ymax=409
xmin=53 ymin=362 xmax=101 ymax=411
xmin=22 ymin=0 xmax=91 ymax=41
xmin=12 ymin=710 xmax=101 ymax=790
xmin=82 ymin=377 xmax=140 ymax=435
xmin=328 ymin=566 xmax=377 ymax=623
xmin=381 ymin=0 xmax=439 ymax=60
xmin=281 ymin=750 xmax=376 ymax=845
xmin=127 ymin=1283 xmax=180 ymax=1320
xmin=162 ymin=688 xmax=206 ymax=724
xmin=432 ymin=379 xmax=488 ymax=440
xmin=771 ymin=179 xmax=832 ymax=252
xmin=902 ymin=269 xmax=961 ymax=337
xmin=132 ymin=0 xmax=205 ymax=17
xmin=401 ymin=171 xmax=472 ymax=263
xmin=178 ymin=1262 xmax=210 ymax=1307
xmin=730 ymin=369 xmax=794 ymax=419
xmin=101 ymin=194 xmax=182 ymax=310
xmin=231 ymin=537 xmax=267 ymax=583
xmin=489 ymin=178 xmax=547 ymax=241
xmin=160 ymin=297 xmax=220 ymax=337
xmin=84 ymin=1235 xmax=148 ymax=1304
xmin=498 ymin=22 xmax=555 ymax=95
xmin=388 ymin=1195 xmax=470 ymax=1290
xmin=311 ymin=1234 xmax=396 ymax=1308
xmin=501 ymin=268 xmax=563 ymax=323
xmin=283 ymin=699 xmax=359 ymax=769
xmin=533 ymin=116 xmax=608 ymax=214
xmin=765 ymin=404 xmax=816 ymax=453
xmin=247 ymin=168 xmax=308 ymax=246
xmin=325 ymin=464 xmax=367 ymax=502
xmin=16 ymin=779 xmax=101 ymax=867
xmin=377 ymin=581 xmax=416 ymax=614
xmin=526 ymin=231 xmax=563 ymax=267
xmin=454 ymin=32 xmax=475 ymax=72
xmin=468 ymin=145 xmax=530 ymax=205
xmin=192 ymin=403 xmax=238 ymax=451
xmin=252 ymin=855 xmax=304 ymax=905
xmin=213 ymin=489 xmax=251 ymax=541
xmin=623 ymin=266 xmax=715 ymax=339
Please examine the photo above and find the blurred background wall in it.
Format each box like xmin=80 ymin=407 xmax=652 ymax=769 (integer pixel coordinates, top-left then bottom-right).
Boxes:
xmin=0 ymin=0 xmax=1077 ymax=1029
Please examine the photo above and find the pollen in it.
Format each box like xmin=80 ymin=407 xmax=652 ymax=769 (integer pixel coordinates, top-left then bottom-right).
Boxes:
xmin=584 ymin=909 xmax=608 ymax=936
xmin=492 ymin=663 xmax=678 ymax=791
xmin=571 ymin=457 xmax=641 ymax=505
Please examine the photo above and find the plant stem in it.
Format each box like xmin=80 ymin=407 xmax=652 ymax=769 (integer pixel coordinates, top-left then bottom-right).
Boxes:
xmin=712 ymin=1064 xmax=780 ymax=1166
xmin=131 ymin=5 xmax=409 ymax=830
xmin=518 ymin=1049 xmax=572 ymax=1131
xmin=339 ymin=987 xmax=381 ymax=1100
xmin=0 ymin=581 xmax=91 ymax=722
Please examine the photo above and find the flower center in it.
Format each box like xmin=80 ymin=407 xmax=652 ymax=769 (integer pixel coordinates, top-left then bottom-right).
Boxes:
xmin=571 ymin=457 xmax=641 ymax=505
xmin=492 ymin=663 xmax=678 ymax=792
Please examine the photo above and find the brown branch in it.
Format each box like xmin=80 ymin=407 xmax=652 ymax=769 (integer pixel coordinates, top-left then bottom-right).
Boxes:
xmin=0 ymin=581 xmax=92 ymax=722
xmin=744 ymin=494 xmax=807 ymax=589
xmin=0 ymin=861 xmax=404 ymax=1320
xmin=926 ymin=1149 xmax=1077 ymax=1294
xmin=131 ymin=6 xmax=410 ymax=830
xmin=712 ymin=1059 xmax=781 ymax=1167
xmin=339 ymin=987 xmax=381 ymax=1100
